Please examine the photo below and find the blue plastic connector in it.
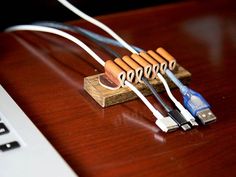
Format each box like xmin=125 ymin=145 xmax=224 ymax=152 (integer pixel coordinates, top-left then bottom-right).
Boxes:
xmin=181 ymin=87 xmax=210 ymax=116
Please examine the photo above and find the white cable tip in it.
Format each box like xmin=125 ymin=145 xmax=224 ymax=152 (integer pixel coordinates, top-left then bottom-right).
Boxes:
xmin=174 ymin=101 xmax=197 ymax=125
xmin=155 ymin=117 xmax=179 ymax=132
xmin=179 ymin=108 xmax=198 ymax=126
xmin=152 ymin=111 xmax=178 ymax=133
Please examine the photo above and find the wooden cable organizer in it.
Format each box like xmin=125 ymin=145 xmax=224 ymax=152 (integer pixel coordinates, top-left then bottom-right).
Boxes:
xmin=84 ymin=48 xmax=191 ymax=107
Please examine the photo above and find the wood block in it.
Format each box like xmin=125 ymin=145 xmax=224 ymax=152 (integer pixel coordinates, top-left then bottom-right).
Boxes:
xmin=84 ymin=65 xmax=191 ymax=107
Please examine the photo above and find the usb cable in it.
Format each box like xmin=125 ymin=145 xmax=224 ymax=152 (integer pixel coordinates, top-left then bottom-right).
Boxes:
xmin=5 ymin=24 xmax=180 ymax=133
xmin=157 ymin=73 xmax=198 ymax=126
xmin=55 ymin=0 xmax=216 ymax=125
xmin=165 ymin=69 xmax=216 ymax=125
xmin=142 ymin=77 xmax=191 ymax=131
xmin=125 ymin=81 xmax=178 ymax=132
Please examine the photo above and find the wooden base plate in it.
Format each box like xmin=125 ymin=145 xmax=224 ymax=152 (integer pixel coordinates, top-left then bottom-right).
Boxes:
xmin=84 ymin=65 xmax=191 ymax=107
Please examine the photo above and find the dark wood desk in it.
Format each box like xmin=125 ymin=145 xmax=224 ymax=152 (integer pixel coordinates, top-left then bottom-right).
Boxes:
xmin=0 ymin=0 xmax=236 ymax=176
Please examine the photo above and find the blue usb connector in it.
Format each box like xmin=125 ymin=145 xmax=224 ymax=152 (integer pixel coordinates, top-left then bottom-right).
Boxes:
xmin=180 ymin=86 xmax=209 ymax=116
xmin=166 ymin=69 xmax=216 ymax=124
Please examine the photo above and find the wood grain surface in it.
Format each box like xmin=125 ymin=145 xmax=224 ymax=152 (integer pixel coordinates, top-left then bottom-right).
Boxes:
xmin=0 ymin=0 xmax=236 ymax=176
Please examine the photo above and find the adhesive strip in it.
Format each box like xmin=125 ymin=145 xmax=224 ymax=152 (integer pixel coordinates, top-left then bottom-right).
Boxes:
xmin=122 ymin=56 xmax=143 ymax=83
xmin=139 ymin=51 xmax=159 ymax=79
xmin=114 ymin=58 xmax=135 ymax=82
xmin=104 ymin=60 xmax=126 ymax=87
xmin=147 ymin=50 xmax=167 ymax=74
xmin=131 ymin=54 xmax=152 ymax=79
xmin=156 ymin=47 xmax=176 ymax=70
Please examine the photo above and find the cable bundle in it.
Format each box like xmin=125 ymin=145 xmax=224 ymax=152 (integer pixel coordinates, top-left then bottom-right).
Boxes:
xmin=4 ymin=0 xmax=217 ymax=133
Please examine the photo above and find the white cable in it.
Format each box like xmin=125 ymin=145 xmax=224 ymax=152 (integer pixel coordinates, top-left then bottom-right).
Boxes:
xmin=157 ymin=73 xmax=180 ymax=107
xmin=124 ymin=81 xmax=164 ymax=120
xmin=5 ymin=24 xmax=162 ymax=118
xmin=157 ymin=73 xmax=198 ymax=126
xmin=55 ymin=1 xmax=179 ymax=119
xmin=57 ymin=0 xmax=138 ymax=54
xmin=124 ymin=81 xmax=179 ymax=132
xmin=5 ymin=24 xmax=178 ymax=131
xmin=5 ymin=25 xmax=106 ymax=67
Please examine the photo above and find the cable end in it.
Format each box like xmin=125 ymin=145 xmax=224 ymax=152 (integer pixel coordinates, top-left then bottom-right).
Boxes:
xmin=181 ymin=124 xmax=191 ymax=131
xmin=189 ymin=119 xmax=199 ymax=126
xmin=168 ymin=109 xmax=192 ymax=130
xmin=179 ymin=108 xmax=198 ymax=126
xmin=196 ymin=108 xmax=216 ymax=125
xmin=155 ymin=117 xmax=178 ymax=133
